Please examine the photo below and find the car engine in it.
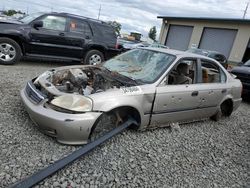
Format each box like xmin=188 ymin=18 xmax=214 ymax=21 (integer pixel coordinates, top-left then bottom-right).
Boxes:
xmin=50 ymin=67 xmax=123 ymax=95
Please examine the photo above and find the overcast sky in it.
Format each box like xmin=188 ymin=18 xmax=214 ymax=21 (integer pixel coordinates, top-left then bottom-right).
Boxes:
xmin=2 ymin=0 xmax=249 ymax=38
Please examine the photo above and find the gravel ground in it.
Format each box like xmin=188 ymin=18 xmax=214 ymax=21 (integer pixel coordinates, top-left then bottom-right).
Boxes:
xmin=0 ymin=60 xmax=249 ymax=188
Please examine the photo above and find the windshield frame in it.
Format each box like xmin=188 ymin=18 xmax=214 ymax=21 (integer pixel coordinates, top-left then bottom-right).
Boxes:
xmin=102 ymin=48 xmax=176 ymax=85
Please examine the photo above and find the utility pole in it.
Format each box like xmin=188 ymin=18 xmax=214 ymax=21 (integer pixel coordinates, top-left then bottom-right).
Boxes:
xmin=98 ymin=5 xmax=101 ymax=20
xmin=243 ymin=1 xmax=249 ymax=19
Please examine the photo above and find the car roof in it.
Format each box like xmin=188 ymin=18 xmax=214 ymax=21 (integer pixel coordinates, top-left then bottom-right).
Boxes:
xmin=145 ymin=47 xmax=211 ymax=59
xmin=49 ymin=12 xmax=108 ymax=25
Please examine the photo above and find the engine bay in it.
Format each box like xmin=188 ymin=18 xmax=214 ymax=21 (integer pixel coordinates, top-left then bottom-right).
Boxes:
xmin=49 ymin=67 xmax=123 ymax=96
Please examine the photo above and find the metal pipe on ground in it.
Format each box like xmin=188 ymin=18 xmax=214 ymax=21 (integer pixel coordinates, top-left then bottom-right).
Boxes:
xmin=11 ymin=118 xmax=137 ymax=188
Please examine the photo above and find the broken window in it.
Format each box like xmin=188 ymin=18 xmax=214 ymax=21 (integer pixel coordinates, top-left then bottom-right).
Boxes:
xmin=201 ymin=60 xmax=226 ymax=83
xmin=167 ymin=59 xmax=197 ymax=85
xmin=103 ymin=49 xmax=176 ymax=84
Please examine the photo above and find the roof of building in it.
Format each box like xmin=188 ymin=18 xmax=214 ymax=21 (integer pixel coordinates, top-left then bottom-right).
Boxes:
xmin=157 ymin=16 xmax=250 ymax=23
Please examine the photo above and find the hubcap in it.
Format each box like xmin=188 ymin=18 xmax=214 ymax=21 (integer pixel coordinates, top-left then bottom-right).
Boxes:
xmin=89 ymin=54 xmax=102 ymax=65
xmin=0 ymin=43 xmax=16 ymax=62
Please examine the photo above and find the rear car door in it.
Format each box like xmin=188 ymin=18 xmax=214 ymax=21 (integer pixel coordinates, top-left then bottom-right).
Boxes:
xmin=196 ymin=58 xmax=228 ymax=112
xmin=62 ymin=18 xmax=93 ymax=59
xmin=28 ymin=15 xmax=73 ymax=58
xmin=150 ymin=58 xmax=202 ymax=126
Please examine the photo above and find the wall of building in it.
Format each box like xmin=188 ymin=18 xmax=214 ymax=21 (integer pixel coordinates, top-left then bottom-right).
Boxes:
xmin=159 ymin=19 xmax=250 ymax=63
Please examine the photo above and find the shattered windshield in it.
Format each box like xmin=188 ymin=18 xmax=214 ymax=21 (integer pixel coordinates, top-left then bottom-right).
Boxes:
xmin=103 ymin=48 xmax=176 ymax=84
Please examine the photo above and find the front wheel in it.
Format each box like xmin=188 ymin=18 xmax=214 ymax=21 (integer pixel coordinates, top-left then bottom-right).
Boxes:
xmin=84 ymin=49 xmax=104 ymax=65
xmin=0 ymin=37 xmax=22 ymax=65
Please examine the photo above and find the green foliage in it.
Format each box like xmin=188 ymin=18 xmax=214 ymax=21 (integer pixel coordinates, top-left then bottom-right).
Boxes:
xmin=107 ymin=21 xmax=122 ymax=36
xmin=148 ymin=26 xmax=157 ymax=41
xmin=3 ymin=9 xmax=25 ymax=16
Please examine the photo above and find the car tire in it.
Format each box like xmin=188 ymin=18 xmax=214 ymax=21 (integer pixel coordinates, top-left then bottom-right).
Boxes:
xmin=0 ymin=37 xmax=22 ymax=65
xmin=210 ymin=100 xmax=233 ymax=121
xmin=89 ymin=113 xmax=118 ymax=141
xmin=84 ymin=49 xmax=104 ymax=65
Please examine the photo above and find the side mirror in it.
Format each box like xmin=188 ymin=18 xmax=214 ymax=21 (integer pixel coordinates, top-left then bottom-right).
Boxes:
xmin=33 ymin=20 xmax=43 ymax=29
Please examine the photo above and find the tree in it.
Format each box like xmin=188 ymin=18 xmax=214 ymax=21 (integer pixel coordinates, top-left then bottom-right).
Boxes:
xmin=3 ymin=9 xmax=25 ymax=16
xmin=148 ymin=26 xmax=157 ymax=41
xmin=107 ymin=21 xmax=122 ymax=36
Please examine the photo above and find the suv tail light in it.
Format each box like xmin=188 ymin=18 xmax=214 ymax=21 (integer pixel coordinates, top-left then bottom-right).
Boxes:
xmin=115 ymin=41 xmax=119 ymax=49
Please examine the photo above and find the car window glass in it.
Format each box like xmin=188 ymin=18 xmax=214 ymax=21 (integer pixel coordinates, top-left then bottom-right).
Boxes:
xmin=104 ymin=49 xmax=175 ymax=84
xmin=69 ymin=19 xmax=92 ymax=36
xmin=167 ymin=59 xmax=197 ymax=85
xmin=41 ymin=15 xmax=66 ymax=31
xmin=201 ymin=60 xmax=225 ymax=83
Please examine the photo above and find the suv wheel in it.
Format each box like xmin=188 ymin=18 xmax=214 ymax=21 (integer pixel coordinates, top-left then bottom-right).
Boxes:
xmin=0 ymin=37 xmax=22 ymax=65
xmin=84 ymin=50 xmax=104 ymax=65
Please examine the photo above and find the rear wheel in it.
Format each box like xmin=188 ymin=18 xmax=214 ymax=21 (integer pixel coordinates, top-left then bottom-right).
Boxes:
xmin=210 ymin=99 xmax=233 ymax=121
xmin=0 ymin=37 xmax=22 ymax=65
xmin=84 ymin=50 xmax=104 ymax=65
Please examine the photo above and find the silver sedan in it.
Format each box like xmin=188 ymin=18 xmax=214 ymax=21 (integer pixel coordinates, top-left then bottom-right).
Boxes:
xmin=20 ymin=48 xmax=242 ymax=145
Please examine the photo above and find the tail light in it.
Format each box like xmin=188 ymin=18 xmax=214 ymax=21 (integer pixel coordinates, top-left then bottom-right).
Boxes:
xmin=115 ymin=40 xmax=119 ymax=49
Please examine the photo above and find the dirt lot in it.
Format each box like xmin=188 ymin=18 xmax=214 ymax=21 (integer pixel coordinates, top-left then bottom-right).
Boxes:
xmin=0 ymin=60 xmax=249 ymax=187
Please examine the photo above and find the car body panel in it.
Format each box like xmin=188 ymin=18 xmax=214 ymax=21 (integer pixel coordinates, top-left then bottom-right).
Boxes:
xmin=20 ymin=48 xmax=242 ymax=145
xmin=20 ymin=88 xmax=102 ymax=145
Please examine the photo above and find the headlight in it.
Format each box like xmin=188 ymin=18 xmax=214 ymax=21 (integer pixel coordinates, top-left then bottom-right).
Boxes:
xmin=50 ymin=95 xmax=92 ymax=112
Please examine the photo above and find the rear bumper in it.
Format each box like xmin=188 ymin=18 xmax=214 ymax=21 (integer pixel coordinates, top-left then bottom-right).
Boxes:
xmin=20 ymin=88 xmax=102 ymax=145
xmin=233 ymin=98 xmax=242 ymax=111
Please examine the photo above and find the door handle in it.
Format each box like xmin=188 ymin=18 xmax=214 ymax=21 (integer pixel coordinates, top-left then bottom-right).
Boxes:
xmin=191 ymin=91 xmax=199 ymax=97
xmin=59 ymin=32 xmax=65 ymax=36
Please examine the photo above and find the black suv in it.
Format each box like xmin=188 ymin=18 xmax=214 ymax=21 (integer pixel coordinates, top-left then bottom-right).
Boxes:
xmin=0 ymin=12 xmax=118 ymax=65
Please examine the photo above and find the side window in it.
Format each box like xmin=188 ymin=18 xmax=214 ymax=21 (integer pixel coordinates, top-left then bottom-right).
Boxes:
xmin=69 ymin=19 xmax=92 ymax=36
xmin=167 ymin=59 xmax=197 ymax=85
xmin=201 ymin=60 xmax=226 ymax=83
xmin=41 ymin=15 xmax=66 ymax=31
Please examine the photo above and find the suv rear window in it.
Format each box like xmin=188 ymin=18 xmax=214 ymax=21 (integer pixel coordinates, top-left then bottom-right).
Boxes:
xmin=95 ymin=24 xmax=116 ymax=37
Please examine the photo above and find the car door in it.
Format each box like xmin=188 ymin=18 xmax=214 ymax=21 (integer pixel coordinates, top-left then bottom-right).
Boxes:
xmin=150 ymin=58 xmax=202 ymax=127
xmin=62 ymin=18 xmax=93 ymax=58
xmin=196 ymin=58 xmax=228 ymax=115
xmin=27 ymin=15 xmax=74 ymax=58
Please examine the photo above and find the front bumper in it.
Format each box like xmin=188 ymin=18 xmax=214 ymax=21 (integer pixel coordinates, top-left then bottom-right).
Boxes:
xmin=20 ymin=88 xmax=102 ymax=145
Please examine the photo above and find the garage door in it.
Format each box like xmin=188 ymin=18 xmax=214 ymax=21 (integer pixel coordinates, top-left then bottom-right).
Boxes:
xmin=165 ymin=25 xmax=193 ymax=51
xmin=199 ymin=28 xmax=237 ymax=58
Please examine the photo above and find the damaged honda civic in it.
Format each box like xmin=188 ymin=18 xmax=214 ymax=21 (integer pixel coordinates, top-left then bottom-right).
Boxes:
xmin=20 ymin=48 xmax=242 ymax=145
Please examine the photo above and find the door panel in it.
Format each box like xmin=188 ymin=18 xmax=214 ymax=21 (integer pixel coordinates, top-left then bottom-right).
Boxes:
xmin=28 ymin=15 xmax=80 ymax=58
xmin=199 ymin=59 xmax=228 ymax=109
xmin=150 ymin=84 xmax=201 ymax=126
